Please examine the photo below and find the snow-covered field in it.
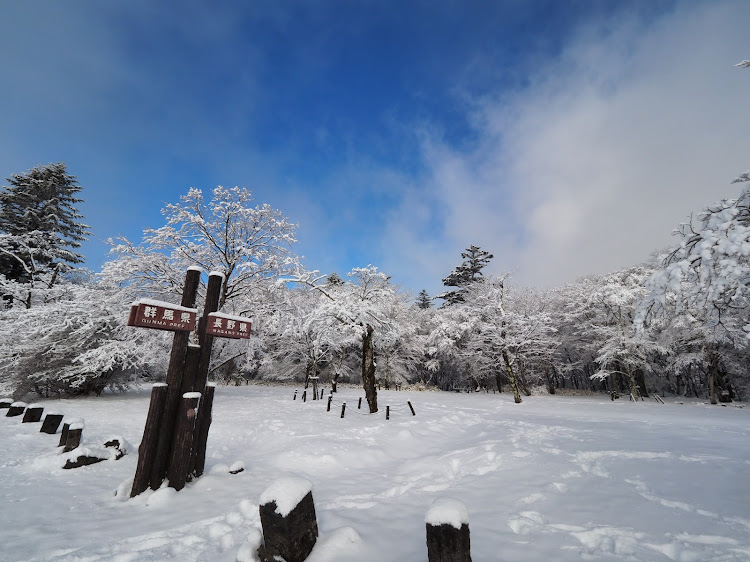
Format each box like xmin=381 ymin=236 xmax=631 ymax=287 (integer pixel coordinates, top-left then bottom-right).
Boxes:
xmin=1 ymin=385 xmax=749 ymax=561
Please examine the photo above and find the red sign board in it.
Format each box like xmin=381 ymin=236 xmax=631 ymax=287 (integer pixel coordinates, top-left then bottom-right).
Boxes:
xmin=205 ymin=313 xmax=251 ymax=339
xmin=128 ymin=302 xmax=197 ymax=332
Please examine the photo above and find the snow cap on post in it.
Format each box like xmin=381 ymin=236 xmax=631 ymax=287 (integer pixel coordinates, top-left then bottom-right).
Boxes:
xmin=187 ymin=265 xmax=203 ymax=273
xmin=260 ymin=476 xmax=313 ymax=517
xmin=208 ymin=270 xmax=226 ymax=280
xmin=425 ymin=497 xmax=470 ymax=529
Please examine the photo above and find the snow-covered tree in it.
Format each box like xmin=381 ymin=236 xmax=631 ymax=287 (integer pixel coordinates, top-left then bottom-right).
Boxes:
xmin=438 ymin=245 xmax=494 ymax=306
xmin=0 ymin=163 xmax=89 ymax=308
xmin=637 ymin=187 xmax=750 ymax=404
xmin=416 ymin=289 xmax=432 ymax=309
xmin=290 ymin=265 xmax=397 ymax=412
xmin=0 ymin=274 xmax=160 ymax=398
xmin=103 ymin=186 xmax=299 ymax=310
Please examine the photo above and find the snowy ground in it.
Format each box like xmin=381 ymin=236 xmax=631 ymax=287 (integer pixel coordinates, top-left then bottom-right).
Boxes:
xmin=1 ymin=385 xmax=749 ymax=561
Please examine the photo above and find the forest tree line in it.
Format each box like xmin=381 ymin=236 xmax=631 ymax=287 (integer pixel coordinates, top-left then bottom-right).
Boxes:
xmin=1 ymin=162 xmax=749 ymax=405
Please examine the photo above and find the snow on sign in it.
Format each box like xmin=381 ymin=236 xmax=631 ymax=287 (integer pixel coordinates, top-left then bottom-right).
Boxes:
xmin=127 ymin=300 xmax=198 ymax=332
xmin=206 ymin=312 xmax=251 ymax=339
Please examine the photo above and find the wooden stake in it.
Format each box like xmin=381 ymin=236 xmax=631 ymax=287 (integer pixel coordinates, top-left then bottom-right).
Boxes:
xmin=408 ymin=401 xmax=416 ymax=416
xmin=150 ymin=268 xmax=201 ymax=490
xmin=167 ymin=392 xmax=200 ymax=491
xmin=192 ymin=384 xmax=215 ymax=478
xmin=341 ymin=402 xmax=346 ymax=418
xmin=386 ymin=405 xmax=390 ymax=420
xmin=131 ymin=384 xmax=168 ymax=497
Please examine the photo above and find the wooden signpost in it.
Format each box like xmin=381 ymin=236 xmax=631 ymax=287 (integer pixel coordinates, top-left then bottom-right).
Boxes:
xmin=129 ymin=268 xmax=252 ymax=497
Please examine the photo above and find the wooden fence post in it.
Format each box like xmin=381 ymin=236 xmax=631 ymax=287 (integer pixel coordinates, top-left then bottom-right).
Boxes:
xmin=22 ymin=404 xmax=43 ymax=423
xmin=40 ymin=413 xmax=63 ymax=434
xmin=6 ymin=402 xmax=26 ymax=417
xmin=63 ymin=419 xmax=85 ymax=452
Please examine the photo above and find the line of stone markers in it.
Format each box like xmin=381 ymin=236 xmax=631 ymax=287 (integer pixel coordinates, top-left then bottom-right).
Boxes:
xmin=0 ymin=399 xmax=128 ymax=469
xmin=128 ymin=268 xmax=251 ymax=497
xmin=255 ymin=475 xmax=471 ymax=562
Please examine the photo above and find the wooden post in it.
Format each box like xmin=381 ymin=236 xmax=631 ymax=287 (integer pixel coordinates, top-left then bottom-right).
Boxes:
xmin=293 ymin=390 xmax=298 ymax=400
xmin=302 ymin=391 xmax=307 ymax=402
xmin=58 ymin=422 xmax=70 ymax=447
xmin=193 ymin=272 xmax=223 ymax=391
xmin=386 ymin=405 xmax=390 ymax=420
xmin=131 ymin=384 xmax=168 ymax=497
xmin=6 ymin=401 xmax=26 ymax=417
xmin=63 ymin=419 xmax=84 ymax=452
xmin=327 ymin=396 xmax=332 ymax=412
xmin=22 ymin=404 xmax=43 ymax=423
xmin=0 ymin=398 xmax=12 ymax=409
xmin=192 ymin=383 xmax=215 ymax=478
xmin=179 ymin=344 xmax=202 ymax=396
xmin=320 ymin=388 xmax=324 ymax=400
xmin=258 ymin=478 xmax=318 ymax=562
xmin=408 ymin=401 xmax=416 ymax=416
xmin=150 ymin=268 xmax=201 ymax=490
xmin=40 ymin=413 xmax=63 ymax=434
xmin=426 ymin=498 xmax=472 ymax=562
xmin=340 ymin=402 xmax=346 ymax=418
xmin=167 ymin=392 xmax=200 ymax=491
xmin=311 ymin=377 xmax=318 ymax=401
xmin=358 ymin=397 xmax=362 ymax=409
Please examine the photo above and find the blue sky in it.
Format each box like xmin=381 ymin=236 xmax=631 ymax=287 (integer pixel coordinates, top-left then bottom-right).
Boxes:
xmin=1 ymin=1 xmax=749 ymax=299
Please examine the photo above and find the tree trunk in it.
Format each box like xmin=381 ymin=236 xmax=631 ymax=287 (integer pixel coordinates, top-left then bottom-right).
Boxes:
xmin=494 ymin=371 xmax=503 ymax=393
xmin=331 ymin=372 xmax=339 ymax=393
xmin=362 ymin=324 xmax=378 ymax=413
xmin=706 ymin=348 xmax=719 ymax=405
xmin=544 ymin=366 xmax=555 ymax=395
xmin=635 ymin=369 xmax=649 ymax=398
xmin=502 ymin=350 xmax=522 ymax=404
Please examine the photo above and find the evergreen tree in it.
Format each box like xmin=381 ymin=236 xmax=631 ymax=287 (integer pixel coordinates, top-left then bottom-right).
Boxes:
xmin=438 ymin=245 xmax=494 ymax=305
xmin=0 ymin=162 xmax=89 ymax=290
xmin=416 ymin=289 xmax=432 ymax=309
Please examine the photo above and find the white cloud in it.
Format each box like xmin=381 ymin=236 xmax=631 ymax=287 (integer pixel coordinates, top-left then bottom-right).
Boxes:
xmin=384 ymin=1 xmax=750 ymax=292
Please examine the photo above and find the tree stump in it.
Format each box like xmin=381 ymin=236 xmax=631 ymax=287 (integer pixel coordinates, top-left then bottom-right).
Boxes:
xmin=40 ymin=413 xmax=64 ymax=434
xmin=0 ymin=398 xmax=12 ymax=409
xmin=258 ymin=477 xmax=318 ymax=562
xmin=22 ymin=404 xmax=43 ymax=423
xmin=6 ymin=402 xmax=26 ymax=417
xmin=426 ymin=498 xmax=472 ymax=562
